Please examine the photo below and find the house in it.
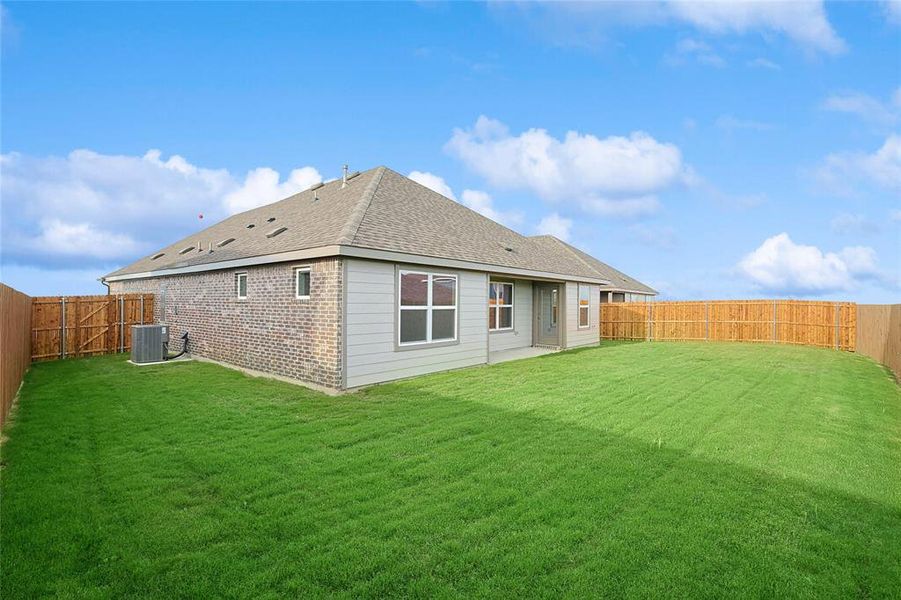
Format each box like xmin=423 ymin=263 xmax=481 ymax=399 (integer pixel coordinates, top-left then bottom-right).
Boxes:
xmin=104 ymin=167 xmax=656 ymax=390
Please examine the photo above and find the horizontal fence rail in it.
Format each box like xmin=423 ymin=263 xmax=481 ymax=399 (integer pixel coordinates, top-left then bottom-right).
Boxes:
xmin=600 ymin=300 xmax=856 ymax=352
xmin=31 ymin=294 xmax=154 ymax=361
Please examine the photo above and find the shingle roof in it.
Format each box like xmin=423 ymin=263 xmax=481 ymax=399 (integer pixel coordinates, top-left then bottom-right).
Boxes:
xmin=106 ymin=166 xmax=653 ymax=291
xmin=530 ymin=235 xmax=657 ymax=294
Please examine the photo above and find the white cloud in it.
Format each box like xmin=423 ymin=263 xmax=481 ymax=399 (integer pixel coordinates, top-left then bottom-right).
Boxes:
xmin=459 ymin=189 xmax=523 ymax=229
xmin=891 ymin=209 xmax=901 ymax=222
xmin=830 ymin=213 xmax=880 ymax=235
xmin=30 ymin=220 xmax=143 ymax=260
xmin=628 ymin=223 xmax=678 ymax=249
xmin=738 ymin=232 xmax=884 ymax=294
xmin=666 ymin=0 xmax=845 ymax=54
xmin=0 ymin=149 xmax=321 ymax=269
xmin=536 ymin=213 xmax=573 ymax=241
xmin=445 ymin=116 xmax=689 ymax=218
xmin=581 ymin=196 xmax=662 ymax=219
xmin=822 ymin=87 xmax=901 ymax=127
xmin=492 ymin=1 xmax=844 ymax=54
xmin=223 ymin=166 xmax=321 ymax=214
xmin=747 ymin=57 xmax=781 ymax=70
xmin=715 ymin=115 xmax=775 ymax=132
xmin=407 ymin=171 xmax=523 ymax=228
xmin=883 ymin=0 xmax=901 ymax=25
xmin=408 ymin=170 xmax=456 ymax=200
xmin=815 ymin=134 xmax=901 ymax=194
xmin=665 ymin=38 xmax=726 ymax=68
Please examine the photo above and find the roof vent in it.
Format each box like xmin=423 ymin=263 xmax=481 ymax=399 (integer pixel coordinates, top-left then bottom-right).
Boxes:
xmin=266 ymin=226 xmax=287 ymax=238
xmin=341 ymin=164 xmax=349 ymax=188
xmin=504 ymin=246 xmax=514 ymax=252
xmin=246 ymin=224 xmax=255 ymax=229
xmin=179 ymin=246 xmax=195 ymax=255
xmin=151 ymin=252 xmax=165 ymax=260
xmin=266 ymin=217 xmax=276 ymax=223
xmin=217 ymin=237 xmax=235 ymax=247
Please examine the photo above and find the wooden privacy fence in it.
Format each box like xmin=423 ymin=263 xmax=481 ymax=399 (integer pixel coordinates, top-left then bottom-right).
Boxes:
xmin=856 ymin=304 xmax=901 ymax=378
xmin=1 ymin=284 xmax=32 ymax=427
xmin=31 ymin=294 xmax=154 ymax=361
xmin=600 ymin=300 xmax=856 ymax=351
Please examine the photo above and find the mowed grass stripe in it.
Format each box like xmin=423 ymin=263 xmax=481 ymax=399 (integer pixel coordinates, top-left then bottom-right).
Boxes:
xmin=1 ymin=343 xmax=899 ymax=598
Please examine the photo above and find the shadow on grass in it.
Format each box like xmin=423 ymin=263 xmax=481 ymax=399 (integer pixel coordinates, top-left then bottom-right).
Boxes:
xmin=2 ymin=356 xmax=898 ymax=598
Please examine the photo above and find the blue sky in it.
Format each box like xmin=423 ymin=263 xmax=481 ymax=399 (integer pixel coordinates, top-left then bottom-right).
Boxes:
xmin=1 ymin=1 xmax=899 ymax=301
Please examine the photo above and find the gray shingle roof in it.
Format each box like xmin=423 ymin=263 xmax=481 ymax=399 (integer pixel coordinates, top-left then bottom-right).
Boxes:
xmin=106 ymin=166 xmax=653 ymax=291
xmin=530 ymin=235 xmax=657 ymax=294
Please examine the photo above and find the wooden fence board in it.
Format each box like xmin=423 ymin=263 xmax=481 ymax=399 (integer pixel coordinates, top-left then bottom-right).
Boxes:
xmin=601 ymin=300 xmax=856 ymax=351
xmin=1 ymin=284 xmax=32 ymax=427
xmin=856 ymin=304 xmax=900 ymax=379
xmin=30 ymin=294 xmax=154 ymax=361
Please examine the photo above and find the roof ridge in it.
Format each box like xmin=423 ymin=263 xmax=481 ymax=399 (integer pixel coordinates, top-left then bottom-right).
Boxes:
xmin=338 ymin=166 xmax=386 ymax=245
xmin=539 ymin=235 xmax=604 ymax=278
xmin=398 ymin=170 xmax=530 ymax=242
xmin=543 ymin=236 xmax=657 ymax=294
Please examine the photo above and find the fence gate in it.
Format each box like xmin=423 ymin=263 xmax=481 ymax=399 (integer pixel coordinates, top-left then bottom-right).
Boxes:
xmin=31 ymin=294 xmax=154 ymax=361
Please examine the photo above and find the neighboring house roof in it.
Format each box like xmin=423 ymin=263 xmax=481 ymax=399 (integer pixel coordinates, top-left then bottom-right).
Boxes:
xmin=105 ymin=167 xmax=649 ymax=289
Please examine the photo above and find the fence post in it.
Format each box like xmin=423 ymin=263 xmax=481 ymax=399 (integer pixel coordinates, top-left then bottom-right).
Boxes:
xmin=705 ymin=302 xmax=709 ymax=341
xmin=646 ymin=303 xmax=651 ymax=342
xmin=772 ymin=300 xmax=777 ymax=344
xmin=60 ymin=297 xmax=66 ymax=360
xmin=834 ymin=303 xmax=839 ymax=350
xmin=140 ymin=295 xmax=145 ymax=325
xmin=119 ymin=296 xmax=125 ymax=353
xmin=74 ymin=297 xmax=80 ymax=358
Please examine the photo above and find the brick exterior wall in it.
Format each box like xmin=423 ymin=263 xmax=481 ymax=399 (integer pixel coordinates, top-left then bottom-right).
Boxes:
xmin=109 ymin=258 xmax=344 ymax=389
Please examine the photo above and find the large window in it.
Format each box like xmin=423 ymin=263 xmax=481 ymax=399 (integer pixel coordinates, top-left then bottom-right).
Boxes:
xmin=398 ymin=270 xmax=458 ymax=345
xmin=489 ymin=282 xmax=514 ymax=331
xmin=578 ymin=284 xmax=590 ymax=328
xmin=236 ymin=272 xmax=248 ymax=299
xmin=295 ymin=267 xmax=311 ymax=299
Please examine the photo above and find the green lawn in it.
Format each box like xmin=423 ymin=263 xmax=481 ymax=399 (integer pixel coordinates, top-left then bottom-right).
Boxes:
xmin=2 ymin=343 xmax=899 ymax=598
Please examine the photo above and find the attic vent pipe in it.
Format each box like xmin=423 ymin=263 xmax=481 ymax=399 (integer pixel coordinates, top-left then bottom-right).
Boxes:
xmin=341 ymin=164 xmax=349 ymax=188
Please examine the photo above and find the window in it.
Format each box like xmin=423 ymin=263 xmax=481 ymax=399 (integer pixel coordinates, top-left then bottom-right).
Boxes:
xmin=489 ymin=282 xmax=514 ymax=331
xmin=552 ymin=289 xmax=558 ymax=326
xmin=398 ymin=270 xmax=457 ymax=345
xmin=612 ymin=292 xmax=625 ymax=303
xmin=295 ymin=267 xmax=311 ymax=299
xmin=578 ymin=284 xmax=590 ymax=328
xmin=236 ymin=272 xmax=247 ymax=299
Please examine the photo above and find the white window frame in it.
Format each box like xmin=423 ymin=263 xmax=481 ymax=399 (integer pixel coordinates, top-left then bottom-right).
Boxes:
xmin=578 ymin=284 xmax=590 ymax=328
xmin=398 ymin=270 xmax=458 ymax=347
xmin=489 ymin=281 xmax=514 ymax=332
xmin=294 ymin=266 xmax=311 ymax=300
xmin=236 ymin=272 xmax=248 ymax=300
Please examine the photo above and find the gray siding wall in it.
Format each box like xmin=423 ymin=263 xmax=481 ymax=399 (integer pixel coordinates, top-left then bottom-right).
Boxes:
xmin=488 ymin=279 xmax=533 ymax=353
xmin=564 ymin=282 xmax=600 ymax=349
xmin=345 ymin=258 xmax=488 ymax=388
